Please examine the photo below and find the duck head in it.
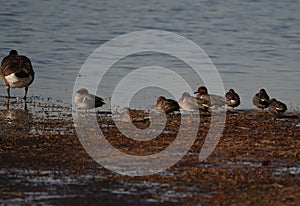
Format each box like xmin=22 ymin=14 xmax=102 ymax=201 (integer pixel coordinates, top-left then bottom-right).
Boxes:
xmin=229 ymin=89 xmax=235 ymax=93
xmin=76 ymin=88 xmax=89 ymax=94
xmin=259 ymin=88 xmax=267 ymax=94
xmin=157 ymin=96 xmax=166 ymax=103
xmin=194 ymin=86 xmax=208 ymax=95
xmin=269 ymin=98 xmax=277 ymax=103
xmin=182 ymin=92 xmax=192 ymax=97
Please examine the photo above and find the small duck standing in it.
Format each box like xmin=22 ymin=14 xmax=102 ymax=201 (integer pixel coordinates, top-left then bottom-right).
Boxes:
xmin=178 ymin=92 xmax=199 ymax=112
xmin=225 ymin=89 xmax=241 ymax=109
xmin=0 ymin=50 xmax=35 ymax=99
xmin=155 ymin=96 xmax=180 ymax=114
xmin=252 ymin=88 xmax=270 ymax=111
xmin=268 ymin=98 xmax=287 ymax=116
xmin=194 ymin=86 xmax=225 ymax=110
xmin=74 ymin=88 xmax=105 ymax=109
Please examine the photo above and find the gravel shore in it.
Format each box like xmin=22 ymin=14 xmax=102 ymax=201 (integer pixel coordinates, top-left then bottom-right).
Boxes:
xmin=0 ymin=100 xmax=299 ymax=205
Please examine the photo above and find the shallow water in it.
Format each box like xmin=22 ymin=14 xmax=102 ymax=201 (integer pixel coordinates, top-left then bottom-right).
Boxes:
xmin=0 ymin=0 xmax=299 ymax=110
xmin=0 ymin=99 xmax=300 ymax=204
xmin=1 ymin=159 xmax=299 ymax=205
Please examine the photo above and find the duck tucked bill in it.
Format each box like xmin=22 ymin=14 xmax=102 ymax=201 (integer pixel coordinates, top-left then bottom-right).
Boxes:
xmin=268 ymin=98 xmax=287 ymax=116
xmin=225 ymin=89 xmax=240 ymax=109
xmin=252 ymin=88 xmax=270 ymax=111
xmin=74 ymin=88 xmax=105 ymax=109
xmin=155 ymin=96 xmax=180 ymax=114
xmin=178 ymin=92 xmax=199 ymax=112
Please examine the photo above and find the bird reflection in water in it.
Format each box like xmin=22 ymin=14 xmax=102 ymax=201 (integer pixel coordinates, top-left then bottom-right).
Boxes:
xmin=1 ymin=99 xmax=32 ymax=137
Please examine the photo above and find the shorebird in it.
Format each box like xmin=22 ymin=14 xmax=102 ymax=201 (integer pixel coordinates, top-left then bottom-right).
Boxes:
xmin=178 ymin=92 xmax=199 ymax=112
xmin=225 ymin=89 xmax=241 ymax=109
xmin=194 ymin=86 xmax=225 ymax=109
xmin=252 ymin=88 xmax=270 ymax=111
xmin=268 ymin=98 xmax=287 ymax=116
xmin=0 ymin=50 xmax=35 ymax=99
xmin=155 ymin=96 xmax=180 ymax=114
xmin=74 ymin=88 xmax=105 ymax=109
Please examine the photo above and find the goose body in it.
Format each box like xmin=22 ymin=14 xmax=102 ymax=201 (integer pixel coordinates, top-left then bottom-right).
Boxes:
xmin=0 ymin=50 xmax=35 ymax=99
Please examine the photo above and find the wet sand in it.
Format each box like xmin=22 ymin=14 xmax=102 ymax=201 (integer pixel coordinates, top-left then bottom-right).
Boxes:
xmin=0 ymin=100 xmax=299 ymax=205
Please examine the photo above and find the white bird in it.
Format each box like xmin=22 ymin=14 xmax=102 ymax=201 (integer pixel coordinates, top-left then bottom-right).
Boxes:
xmin=178 ymin=92 xmax=199 ymax=112
xmin=74 ymin=88 xmax=105 ymax=109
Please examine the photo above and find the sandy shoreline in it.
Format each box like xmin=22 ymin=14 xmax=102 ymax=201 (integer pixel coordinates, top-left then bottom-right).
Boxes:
xmin=0 ymin=100 xmax=299 ymax=205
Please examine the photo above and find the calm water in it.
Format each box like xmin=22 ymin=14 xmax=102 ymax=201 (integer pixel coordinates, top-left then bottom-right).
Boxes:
xmin=0 ymin=0 xmax=299 ymax=109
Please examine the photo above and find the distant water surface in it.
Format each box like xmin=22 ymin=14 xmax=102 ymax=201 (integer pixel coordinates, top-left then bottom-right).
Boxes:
xmin=0 ymin=0 xmax=299 ymax=110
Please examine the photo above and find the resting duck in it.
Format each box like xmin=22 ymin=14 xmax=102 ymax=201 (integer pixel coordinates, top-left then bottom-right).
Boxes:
xmin=252 ymin=88 xmax=270 ymax=111
xmin=155 ymin=96 xmax=180 ymax=114
xmin=74 ymin=88 xmax=105 ymax=109
xmin=225 ymin=89 xmax=241 ymax=109
xmin=268 ymin=98 xmax=287 ymax=116
xmin=178 ymin=92 xmax=199 ymax=112
xmin=0 ymin=50 xmax=35 ymax=99
xmin=194 ymin=86 xmax=225 ymax=109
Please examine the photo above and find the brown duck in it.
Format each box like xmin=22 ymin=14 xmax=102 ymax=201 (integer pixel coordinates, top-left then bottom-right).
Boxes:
xmin=252 ymin=88 xmax=270 ymax=111
xmin=194 ymin=86 xmax=225 ymax=110
xmin=225 ymin=89 xmax=241 ymax=109
xmin=155 ymin=96 xmax=180 ymax=114
xmin=268 ymin=98 xmax=287 ymax=116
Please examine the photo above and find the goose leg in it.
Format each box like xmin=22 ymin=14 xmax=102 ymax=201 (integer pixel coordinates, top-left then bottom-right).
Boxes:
xmin=24 ymin=101 xmax=28 ymax=110
xmin=24 ymin=86 xmax=28 ymax=100
xmin=6 ymin=87 xmax=10 ymax=99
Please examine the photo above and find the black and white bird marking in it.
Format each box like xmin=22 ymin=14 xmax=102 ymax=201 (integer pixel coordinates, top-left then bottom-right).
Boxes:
xmin=225 ymin=89 xmax=241 ymax=109
xmin=74 ymin=88 xmax=105 ymax=109
xmin=252 ymin=88 xmax=270 ymax=111
xmin=0 ymin=50 xmax=35 ymax=99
